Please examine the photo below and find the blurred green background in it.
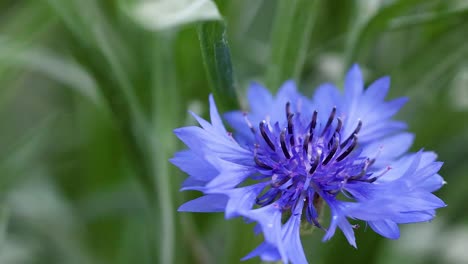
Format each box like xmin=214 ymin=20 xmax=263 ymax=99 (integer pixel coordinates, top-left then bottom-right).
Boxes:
xmin=0 ymin=0 xmax=467 ymax=263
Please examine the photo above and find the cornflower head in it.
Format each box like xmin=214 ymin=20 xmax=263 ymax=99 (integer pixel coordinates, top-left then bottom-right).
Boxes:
xmin=172 ymin=65 xmax=446 ymax=264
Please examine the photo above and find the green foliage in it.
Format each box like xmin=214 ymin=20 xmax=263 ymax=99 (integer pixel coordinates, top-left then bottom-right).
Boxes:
xmin=0 ymin=0 xmax=466 ymax=263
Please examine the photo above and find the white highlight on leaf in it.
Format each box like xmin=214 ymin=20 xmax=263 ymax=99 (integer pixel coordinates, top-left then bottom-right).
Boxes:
xmin=131 ymin=0 xmax=221 ymax=30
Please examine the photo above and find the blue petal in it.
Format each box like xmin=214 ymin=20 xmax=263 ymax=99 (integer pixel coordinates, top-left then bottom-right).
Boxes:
xmin=253 ymin=223 xmax=262 ymax=235
xmin=369 ymin=219 xmax=400 ymax=239
xmin=241 ymin=205 xmax=287 ymax=263
xmin=363 ymin=76 xmax=390 ymax=103
xmin=367 ymin=98 xmax=408 ymax=126
xmin=407 ymin=162 xmax=444 ymax=190
xmin=170 ymin=150 xmax=217 ymax=180
xmin=418 ymin=174 xmax=445 ymax=192
xmin=174 ymin=126 xmax=251 ymax=163
xmin=323 ymin=215 xmax=357 ymax=248
xmin=337 ymin=66 xmax=408 ymax=142
xmin=345 ymin=64 xmax=364 ymax=98
xmin=178 ymin=194 xmax=228 ymax=212
xmin=281 ymin=199 xmax=308 ymax=264
xmin=248 ymin=82 xmax=274 ymax=115
xmin=323 ymin=218 xmax=338 ymax=241
xmin=242 ymin=242 xmax=281 ymax=262
xmin=342 ymin=64 xmax=364 ymax=129
xmin=190 ymin=111 xmax=214 ymax=132
xmin=322 ymin=198 xmax=356 ymax=247
xmin=312 ymin=83 xmax=342 ymax=124
xmin=418 ymin=151 xmax=438 ymax=165
xmin=271 ymin=80 xmax=301 ymax=123
xmin=209 ymin=94 xmax=227 ymax=134
xmin=361 ymin=132 xmax=414 ymax=165
xmin=398 ymin=150 xmax=423 ymax=180
xmin=383 ymin=151 xmax=423 ymax=182
xmin=174 ymin=97 xmax=253 ymax=164
xmin=174 ymin=126 xmax=205 ymax=149
xmin=359 ymin=121 xmax=407 ymax=143
xmin=276 ymin=80 xmax=299 ymax=103
xmin=344 ymin=192 xmax=445 ymax=223
xmin=344 ymin=97 xmax=408 ymax=142
xmin=224 ymin=111 xmax=255 ymax=146
xmin=180 ymin=177 xmax=209 ymax=191
xmin=396 ymin=192 xmax=446 ymax=210
xmin=358 ymin=96 xmax=407 ymax=125
xmin=338 ymin=217 xmax=356 ymax=248
xmin=224 ymin=183 xmax=267 ymax=218
xmin=187 ymin=95 xmax=229 ymax=136
xmin=204 ymin=156 xmax=255 ymax=190
xmin=391 ymin=210 xmax=435 ymax=223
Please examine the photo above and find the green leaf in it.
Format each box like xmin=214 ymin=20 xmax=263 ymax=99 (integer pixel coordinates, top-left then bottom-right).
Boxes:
xmin=198 ymin=20 xmax=240 ymax=111
xmin=265 ymin=0 xmax=320 ymax=91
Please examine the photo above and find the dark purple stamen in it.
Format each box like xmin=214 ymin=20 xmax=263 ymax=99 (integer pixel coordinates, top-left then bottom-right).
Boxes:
xmin=272 ymin=176 xmax=291 ymax=188
xmin=285 ymin=102 xmax=292 ymax=118
xmin=280 ymin=129 xmax=291 ymax=159
xmin=303 ymin=133 xmax=310 ymax=154
xmin=321 ymin=107 xmax=336 ymax=136
xmin=364 ymin=177 xmax=377 ymax=183
xmin=287 ymin=114 xmax=295 ymax=146
xmin=340 ymin=120 xmax=362 ymax=148
xmin=260 ymin=121 xmax=276 ymax=151
xmin=322 ymin=134 xmax=339 ymax=165
xmin=336 ymin=134 xmax=358 ymax=162
xmin=335 ymin=117 xmax=343 ymax=134
xmin=255 ymin=155 xmax=272 ymax=170
xmin=309 ymin=156 xmax=319 ymax=174
xmin=309 ymin=111 xmax=318 ymax=135
xmin=348 ymin=171 xmax=366 ymax=181
xmin=327 ymin=117 xmax=342 ymax=148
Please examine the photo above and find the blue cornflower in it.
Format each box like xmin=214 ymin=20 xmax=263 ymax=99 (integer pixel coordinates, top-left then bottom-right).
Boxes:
xmin=172 ymin=65 xmax=446 ymax=264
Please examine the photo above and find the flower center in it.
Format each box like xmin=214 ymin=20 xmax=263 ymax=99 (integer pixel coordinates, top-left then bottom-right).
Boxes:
xmin=248 ymin=102 xmax=377 ymax=226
